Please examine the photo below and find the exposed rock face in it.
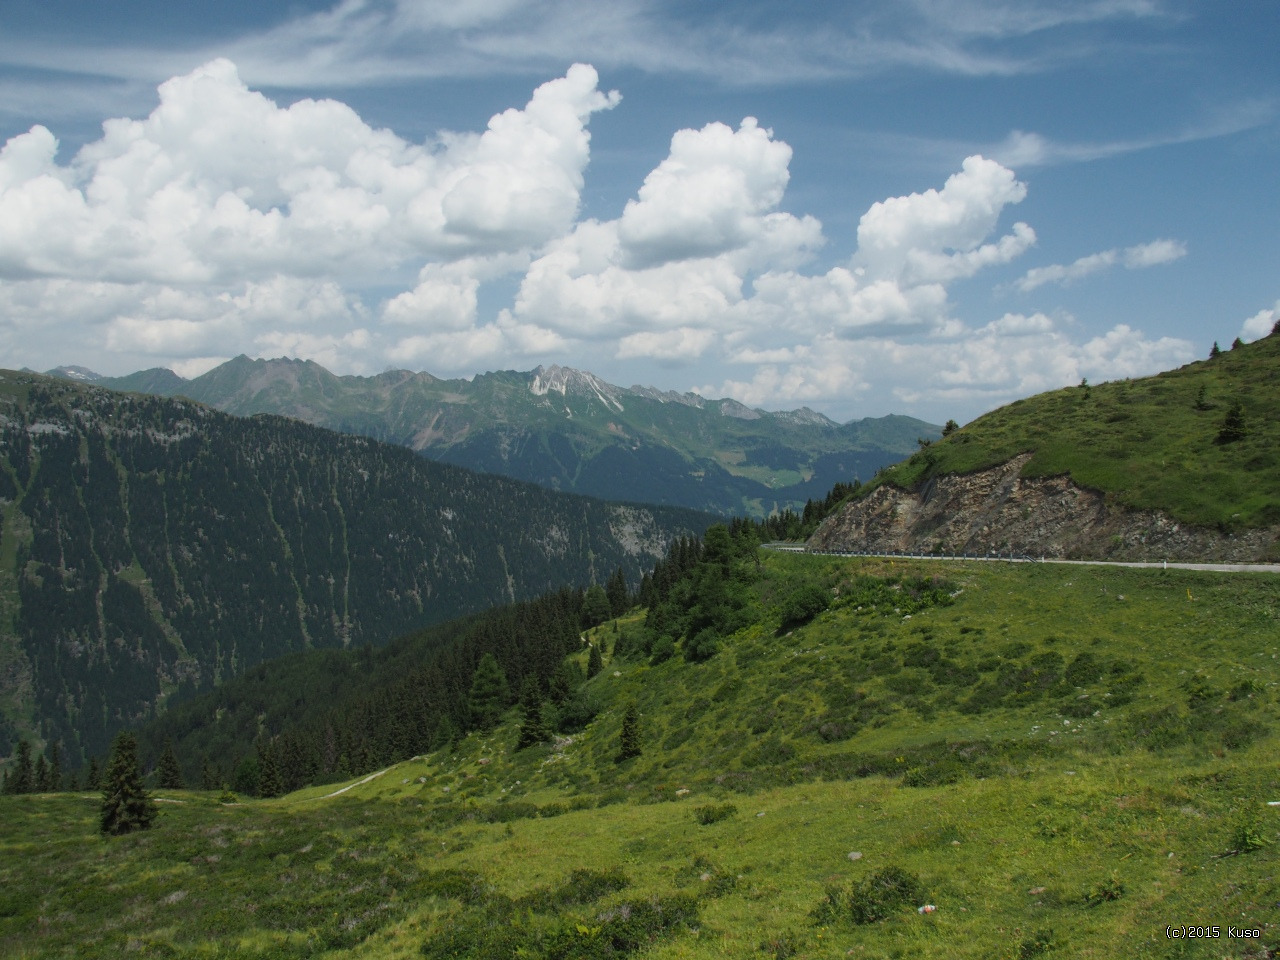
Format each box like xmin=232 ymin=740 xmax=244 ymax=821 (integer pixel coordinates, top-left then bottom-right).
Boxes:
xmin=808 ymin=455 xmax=1279 ymax=562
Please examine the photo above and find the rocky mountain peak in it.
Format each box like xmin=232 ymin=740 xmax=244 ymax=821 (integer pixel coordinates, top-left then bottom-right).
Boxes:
xmin=530 ymin=364 xmax=625 ymax=411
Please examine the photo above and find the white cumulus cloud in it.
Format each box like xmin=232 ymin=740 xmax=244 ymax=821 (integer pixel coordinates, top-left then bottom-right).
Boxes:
xmin=1016 ymin=238 xmax=1186 ymax=291
xmin=0 ymin=60 xmax=617 ymax=372
xmin=1239 ymin=299 xmax=1279 ymax=342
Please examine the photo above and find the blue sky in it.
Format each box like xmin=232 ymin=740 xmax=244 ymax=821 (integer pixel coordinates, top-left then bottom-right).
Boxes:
xmin=1 ymin=0 xmax=1276 ymax=424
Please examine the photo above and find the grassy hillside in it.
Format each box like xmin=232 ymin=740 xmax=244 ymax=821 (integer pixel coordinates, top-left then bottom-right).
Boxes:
xmin=876 ymin=331 xmax=1280 ymax=530
xmin=3 ymin=552 xmax=1277 ymax=958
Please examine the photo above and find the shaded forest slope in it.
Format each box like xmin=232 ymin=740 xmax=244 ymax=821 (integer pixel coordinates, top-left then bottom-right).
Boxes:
xmin=0 ymin=371 xmax=711 ymax=765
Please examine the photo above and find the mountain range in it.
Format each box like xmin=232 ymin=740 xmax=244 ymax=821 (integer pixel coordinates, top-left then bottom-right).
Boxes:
xmin=45 ymin=358 xmax=939 ymax=517
xmin=0 ymin=370 xmax=711 ymax=765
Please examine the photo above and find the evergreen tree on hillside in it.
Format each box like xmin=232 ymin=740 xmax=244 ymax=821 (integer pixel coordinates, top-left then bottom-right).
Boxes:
xmin=48 ymin=742 xmax=62 ymax=792
xmin=468 ymin=653 xmax=510 ymax=730
xmin=1216 ymin=402 xmax=1246 ymax=445
xmin=100 ymin=732 xmax=157 ymax=835
xmin=581 ymin=585 xmax=612 ymax=628
xmin=201 ymin=758 xmax=219 ymax=791
xmin=942 ymin=419 xmax=960 ymax=436
xmin=515 ymin=678 xmax=550 ymax=750
xmin=617 ymin=702 xmax=642 ymax=762
xmin=258 ymin=745 xmax=284 ymax=799
xmin=85 ymin=755 xmax=102 ymax=790
xmin=34 ymin=754 xmax=49 ymax=792
xmin=606 ymin=567 xmax=629 ymax=617
xmin=7 ymin=740 xmax=33 ymax=794
xmin=587 ymin=643 xmax=604 ymax=678
xmin=157 ymin=737 xmax=184 ymax=789
xmin=1209 ymin=341 xmax=1222 ymax=358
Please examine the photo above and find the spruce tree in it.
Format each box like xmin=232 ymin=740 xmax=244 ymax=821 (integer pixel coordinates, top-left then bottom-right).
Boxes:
xmin=616 ymin=702 xmax=642 ymax=762
xmin=587 ymin=643 xmax=604 ymax=678
xmin=1216 ymin=402 xmax=1246 ymax=445
xmin=157 ymin=737 xmax=184 ymax=790
xmin=100 ymin=732 xmax=157 ymax=835
xmin=48 ymin=742 xmax=61 ymax=792
xmin=582 ymin=585 xmax=612 ymax=628
xmin=9 ymin=740 xmax=33 ymax=794
xmin=200 ymin=758 xmax=219 ymax=791
xmin=85 ymin=755 xmax=102 ymax=791
xmin=606 ymin=567 xmax=629 ymax=617
xmin=516 ymin=699 xmax=550 ymax=750
xmin=34 ymin=754 xmax=49 ymax=793
xmin=257 ymin=745 xmax=284 ymax=799
xmin=468 ymin=653 xmax=510 ymax=730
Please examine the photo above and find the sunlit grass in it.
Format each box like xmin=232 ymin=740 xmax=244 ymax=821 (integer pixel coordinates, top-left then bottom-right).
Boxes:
xmin=3 ymin=554 xmax=1277 ymax=958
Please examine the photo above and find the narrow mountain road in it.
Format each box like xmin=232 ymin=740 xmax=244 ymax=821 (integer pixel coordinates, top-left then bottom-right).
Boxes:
xmin=765 ymin=544 xmax=1280 ymax=574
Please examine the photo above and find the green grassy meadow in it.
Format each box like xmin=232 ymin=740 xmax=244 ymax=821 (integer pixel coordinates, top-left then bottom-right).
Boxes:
xmin=3 ymin=554 xmax=1278 ymax=959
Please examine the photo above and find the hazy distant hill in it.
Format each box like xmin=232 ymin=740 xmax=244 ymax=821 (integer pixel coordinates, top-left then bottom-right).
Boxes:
xmin=811 ymin=328 xmax=1280 ymax=560
xmin=0 ymin=371 xmax=711 ymax=764
xmin=51 ymin=357 xmax=938 ymax=516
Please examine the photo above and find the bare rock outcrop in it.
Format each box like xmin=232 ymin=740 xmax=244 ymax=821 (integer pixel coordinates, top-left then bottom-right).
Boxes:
xmin=807 ymin=455 xmax=1278 ymax=562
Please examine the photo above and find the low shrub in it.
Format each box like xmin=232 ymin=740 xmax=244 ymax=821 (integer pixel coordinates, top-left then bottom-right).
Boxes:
xmin=759 ymin=930 xmax=804 ymax=959
xmin=814 ymin=866 xmax=926 ymax=925
xmin=1231 ymin=821 xmax=1270 ymax=853
xmin=693 ymin=803 xmax=738 ymax=825
xmin=1082 ymin=874 xmax=1124 ymax=906
xmin=1018 ymin=928 xmax=1058 ymax=957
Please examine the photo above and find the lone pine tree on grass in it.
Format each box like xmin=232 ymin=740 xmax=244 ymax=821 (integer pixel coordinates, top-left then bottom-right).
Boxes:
xmin=1216 ymin=401 xmax=1246 ymax=445
xmin=587 ymin=642 xmax=604 ymax=678
xmin=101 ymin=732 xmax=157 ymax=836
xmin=617 ymin=701 xmax=642 ymax=762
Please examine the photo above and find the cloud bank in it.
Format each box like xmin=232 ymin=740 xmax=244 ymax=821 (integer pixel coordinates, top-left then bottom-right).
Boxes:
xmin=0 ymin=60 xmax=1196 ymax=420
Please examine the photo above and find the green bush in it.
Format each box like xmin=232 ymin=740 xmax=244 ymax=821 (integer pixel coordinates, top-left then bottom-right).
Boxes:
xmin=815 ymin=866 xmax=926 ymax=925
xmin=759 ymin=931 xmax=804 ymax=959
xmin=778 ymin=584 xmax=830 ymax=630
xmin=1018 ymin=928 xmax=1058 ymax=958
xmin=1231 ymin=821 xmax=1270 ymax=853
xmin=1065 ymin=652 xmax=1103 ymax=686
xmin=650 ymin=636 xmax=676 ymax=665
xmin=1082 ymin=874 xmax=1125 ymax=906
xmin=684 ymin=628 xmax=721 ymax=663
xmin=693 ymin=803 xmax=738 ymax=825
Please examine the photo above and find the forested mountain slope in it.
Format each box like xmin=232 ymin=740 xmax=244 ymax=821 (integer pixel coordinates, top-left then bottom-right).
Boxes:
xmin=811 ymin=329 xmax=1280 ymax=560
xmin=55 ymin=356 xmax=937 ymax=517
xmin=0 ymin=371 xmax=711 ymax=766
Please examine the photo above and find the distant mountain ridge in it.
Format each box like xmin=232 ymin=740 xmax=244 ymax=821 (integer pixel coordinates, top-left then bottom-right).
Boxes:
xmin=46 ymin=358 xmax=938 ymax=517
xmin=0 ymin=370 xmax=712 ymax=765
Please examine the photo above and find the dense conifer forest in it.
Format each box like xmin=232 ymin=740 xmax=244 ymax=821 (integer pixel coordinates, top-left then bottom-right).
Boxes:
xmin=0 ymin=372 xmax=712 ymax=770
